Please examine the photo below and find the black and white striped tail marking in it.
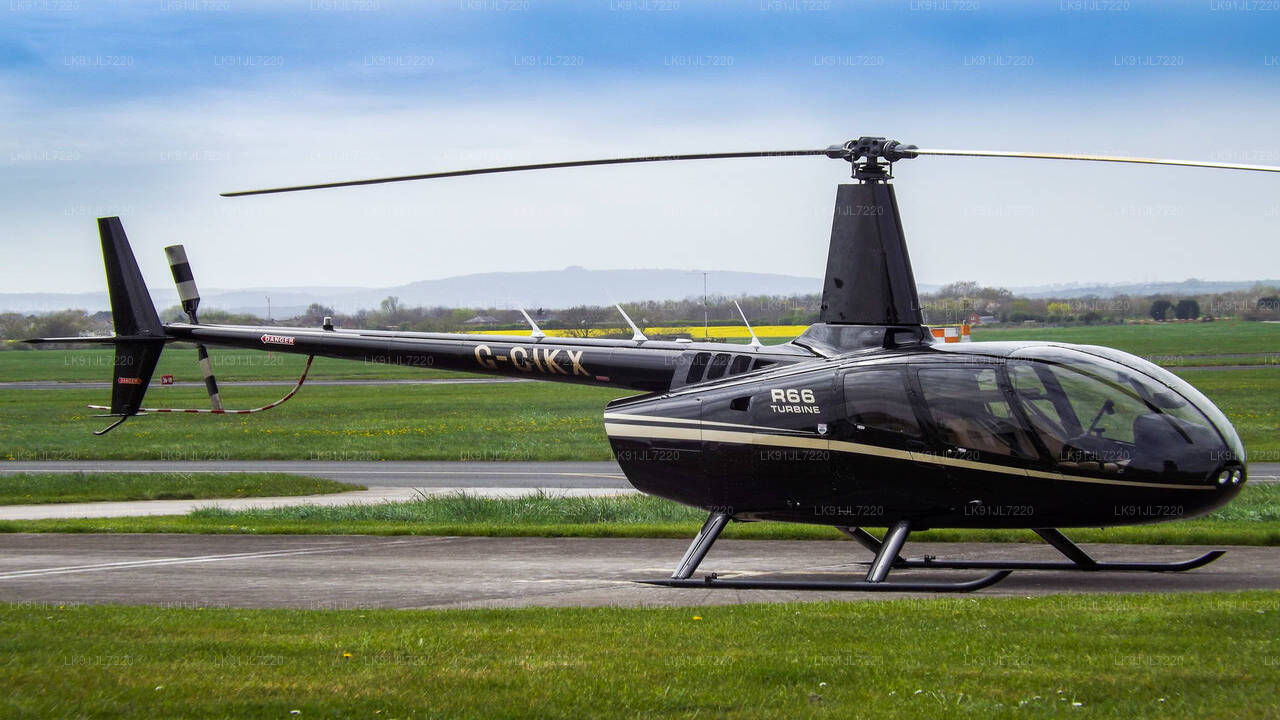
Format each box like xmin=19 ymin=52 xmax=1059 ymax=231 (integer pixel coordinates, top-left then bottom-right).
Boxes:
xmin=196 ymin=344 xmax=223 ymax=410
xmin=164 ymin=245 xmax=200 ymax=309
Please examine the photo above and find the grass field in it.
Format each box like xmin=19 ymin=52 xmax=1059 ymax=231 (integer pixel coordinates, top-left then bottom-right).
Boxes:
xmin=4 ymin=484 xmax=1277 ymax=546
xmin=969 ymin=320 xmax=1279 ymax=358
xmin=1 ymin=367 xmax=1275 ymax=461
xmin=0 ymin=382 xmax=627 ymax=461
xmin=0 ymin=346 xmax=479 ymax=383
xmin=0 ymin=473 xmax=358 ymax=505
xmin=2 ymin=592 xmax=1276 ymax=718
xmin=3 ymin=321 xmax=1276 ymax=383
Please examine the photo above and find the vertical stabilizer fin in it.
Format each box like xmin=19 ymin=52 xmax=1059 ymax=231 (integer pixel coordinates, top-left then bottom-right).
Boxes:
xmin=98 ymin=217 xmax=166 ymax=426
xmin=100 ymin=217 xmax=163 ymax=337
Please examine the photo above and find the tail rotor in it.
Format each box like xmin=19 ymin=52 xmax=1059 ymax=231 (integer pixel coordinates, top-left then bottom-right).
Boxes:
xmin=164 ymin=245 xmax=223 ymax=411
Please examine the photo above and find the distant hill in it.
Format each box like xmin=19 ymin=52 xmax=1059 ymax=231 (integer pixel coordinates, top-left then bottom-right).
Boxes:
xmin=0 ymin=268 xmax=825 ymax=317
xmin=1006 ymin=279 xmax=1280 ymax=299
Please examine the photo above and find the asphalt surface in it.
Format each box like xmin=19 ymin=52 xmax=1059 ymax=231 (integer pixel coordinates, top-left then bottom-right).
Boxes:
xmin=0 ymin=460 xmax=630 ymax=487
xmin=0 ymin=534 xmax=1274 ymax=609
xmin=1 ymin=460 xmax=1274 ymax=484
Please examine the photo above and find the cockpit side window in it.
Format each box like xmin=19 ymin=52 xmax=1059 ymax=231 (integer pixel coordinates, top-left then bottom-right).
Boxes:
xmin=916 ymin=365 xmax=1037 ymax=460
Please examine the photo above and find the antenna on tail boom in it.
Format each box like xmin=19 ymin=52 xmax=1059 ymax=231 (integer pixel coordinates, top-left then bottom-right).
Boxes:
xmin=614 ymin=304 xmax=647 ymax=343
xmin=734 ymin=301 xmax=762 ymax=350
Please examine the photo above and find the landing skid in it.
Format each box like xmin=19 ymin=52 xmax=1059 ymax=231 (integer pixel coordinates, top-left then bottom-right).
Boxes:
xmin=640 ymin=571 xmax=1011 ymax=593
xmin=843 ymin=526 xmax=1226 ymax=573
xmin=640 ymin=514 xmax=1010 ymax=593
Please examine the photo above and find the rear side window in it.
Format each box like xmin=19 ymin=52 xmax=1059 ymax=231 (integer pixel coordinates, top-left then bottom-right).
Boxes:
xmin=685 ymin=353 xmax=711 ymax=384
xmin=843 ymin=369 xmax=921 ymax=438
xmin=706 ymin=353 xmax=731 ymax=380
xmin=917 ymin=365 xmax=1036 ymax=459
xmin=729 ymin=355 xmax=752 ymax=375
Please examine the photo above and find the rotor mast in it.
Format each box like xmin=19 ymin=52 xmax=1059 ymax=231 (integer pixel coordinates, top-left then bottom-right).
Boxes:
xmin=806 ymin=137 xmax=927 ymax=347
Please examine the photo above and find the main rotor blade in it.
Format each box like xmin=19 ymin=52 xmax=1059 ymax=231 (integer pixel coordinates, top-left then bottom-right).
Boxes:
xmin=910 ymin=148 xmax=1280 ymax=173
xmin=221 ymin=149 xmax=831 ymax=197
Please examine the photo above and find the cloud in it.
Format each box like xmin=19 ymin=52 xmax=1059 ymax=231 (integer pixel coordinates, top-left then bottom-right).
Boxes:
xmin=2 ymin=3 xmax=1278 ymax=297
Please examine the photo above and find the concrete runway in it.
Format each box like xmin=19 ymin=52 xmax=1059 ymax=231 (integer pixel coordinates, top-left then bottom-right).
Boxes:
xmin=0 ymin=534 xmax=1274 ymax=609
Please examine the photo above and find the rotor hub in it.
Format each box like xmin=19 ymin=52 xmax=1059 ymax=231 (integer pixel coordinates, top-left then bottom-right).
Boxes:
xmin=825 ymin=137 xmax=920 ymax=182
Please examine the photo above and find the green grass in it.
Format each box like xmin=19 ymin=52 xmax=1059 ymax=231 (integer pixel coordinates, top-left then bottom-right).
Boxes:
xmin=5 ymin=484 xmax=1277 ymax=545
xmin=0 ymin=382 xmax=628 ymax=461
xmin=0 ymin=347 xmax=481 ymax=382
xmin=0 ymin=473 xmax=360 ymax=505
xmin=7 ymin=322 xmax=1275 ymax=386
xmin=2 ymin=592 xmax=1276 ymax=718
xmin=0 ymin=368 xmax=1275 ymax=461
xmin=1173 ymin=369 xmax=1280 ymax=463
xmin=972 ymin=320 xmax=1280 ymax=358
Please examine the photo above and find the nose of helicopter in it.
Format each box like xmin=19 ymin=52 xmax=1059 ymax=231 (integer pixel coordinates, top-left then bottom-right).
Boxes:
xmin=1008 ymin=343 xmax=1247 ymax=496
xmin=1068 ymin=344 xmax=1246 ymax=467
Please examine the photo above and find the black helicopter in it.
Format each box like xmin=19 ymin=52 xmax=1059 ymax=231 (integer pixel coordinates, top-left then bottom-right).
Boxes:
xmin=32 ymin=137 xmax=1276 ymax=592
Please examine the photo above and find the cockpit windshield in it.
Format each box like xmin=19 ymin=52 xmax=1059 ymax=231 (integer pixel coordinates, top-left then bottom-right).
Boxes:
xmin=1005 ymin=346 xmax=1239 ymax=482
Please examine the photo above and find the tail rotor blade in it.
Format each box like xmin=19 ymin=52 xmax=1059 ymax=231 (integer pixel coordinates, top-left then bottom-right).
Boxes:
xmin=196 ymin=344 xmax=223 ymax=411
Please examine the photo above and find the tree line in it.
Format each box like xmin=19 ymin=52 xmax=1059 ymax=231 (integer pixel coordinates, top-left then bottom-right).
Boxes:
xmin=3 ymin=283 xmax=1278 ymax=345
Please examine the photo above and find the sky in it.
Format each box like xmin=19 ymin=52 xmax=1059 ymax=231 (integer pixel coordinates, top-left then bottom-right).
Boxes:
xmin=2 ymin=0 xmax=1278 ymax=298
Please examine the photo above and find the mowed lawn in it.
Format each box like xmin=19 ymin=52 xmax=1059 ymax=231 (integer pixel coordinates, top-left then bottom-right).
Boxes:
xmin=2 ymin=592 xmax=1276 ymax=719
xmin=971 ymin=320 xmax=1279 ymax=358
xmin=0 ymin=368 xmax=1274 ymax=461
xmin=0 ymin=347 xmax=480 ymax=383
xmin=3 ymin=320 xmax=1276 ymax=384
xmin=0 ymin=382 xmax=629 ymax=461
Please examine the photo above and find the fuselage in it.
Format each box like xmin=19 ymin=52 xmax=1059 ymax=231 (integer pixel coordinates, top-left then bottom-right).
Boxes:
xmin=606 ymin=339 xmax=1247 ymax=529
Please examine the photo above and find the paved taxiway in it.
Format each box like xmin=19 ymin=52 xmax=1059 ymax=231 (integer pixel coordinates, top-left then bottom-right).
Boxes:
xmin=0 ymin=534 xmax=1274 ymax=609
